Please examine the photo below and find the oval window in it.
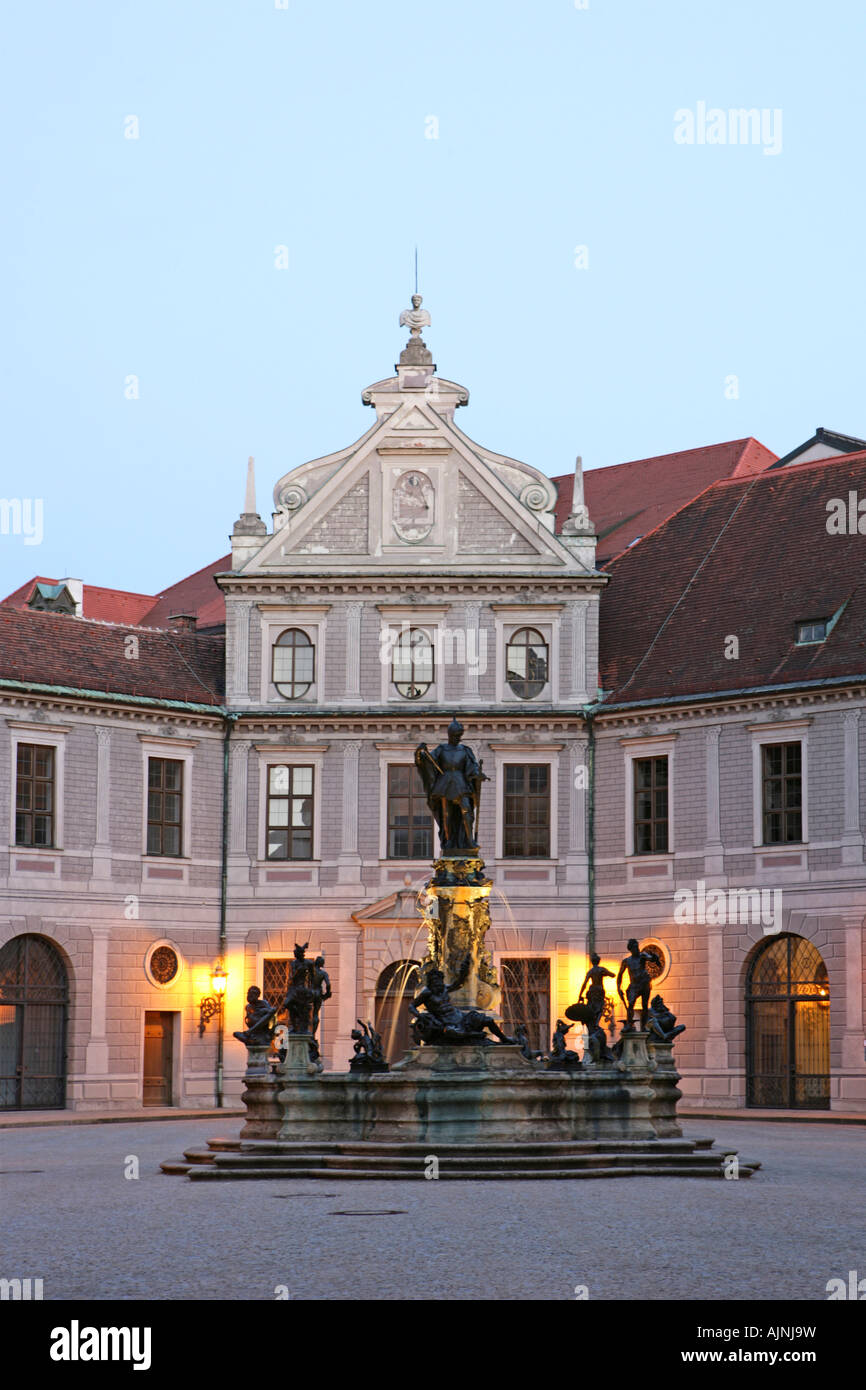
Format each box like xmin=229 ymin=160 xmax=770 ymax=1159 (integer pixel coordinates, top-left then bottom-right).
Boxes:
xmin=506 ymin=627 xmax=548 ymax=699
xmin=272 ymin=629 xmax=315 ymax=699
xmin=392 ymin=628 xmax=434 ymax=699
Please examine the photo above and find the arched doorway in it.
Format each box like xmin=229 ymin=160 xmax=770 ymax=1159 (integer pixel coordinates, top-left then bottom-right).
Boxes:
xmin=374 ymin=960 xmax=421 ymax=1064
xmin=0 ymin=935 xmax=69 ymax=1110
xmin=746 ymin=934 xmax=829 ymax=1110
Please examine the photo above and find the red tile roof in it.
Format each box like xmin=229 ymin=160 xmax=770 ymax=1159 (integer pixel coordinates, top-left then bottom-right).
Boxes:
xmin=599 ymin=450 xmax=866 ymax=705
xmin=0 ymin=607 xmax=224 ymax=706
xmin=140 ymin=554 xmax=231 ymax=631
xmin=2 ymin=555 xmax=231 ymax=632
xmin=553 ymin=437 xmax=777 ymax=563
xmin=2 ymin=577 xmax=156 ymax=625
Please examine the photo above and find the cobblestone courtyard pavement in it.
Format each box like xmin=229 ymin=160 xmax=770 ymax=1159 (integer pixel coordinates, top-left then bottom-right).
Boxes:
xmin=3 ymin=1118 xmax=864 ymax=1301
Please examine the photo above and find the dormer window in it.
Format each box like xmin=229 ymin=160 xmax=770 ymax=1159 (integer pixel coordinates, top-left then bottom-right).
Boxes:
xmin=27 ymin=582 xmax=79 ymax=616
xmin=272 ymin=628 xmax=315 ymax=698
xmin=796 ymin=620 xmax=827 ymax=645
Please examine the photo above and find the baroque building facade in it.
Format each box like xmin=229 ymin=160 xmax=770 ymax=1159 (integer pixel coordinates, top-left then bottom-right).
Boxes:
xmin=1 ymin=307 xmax=865 ymax=1114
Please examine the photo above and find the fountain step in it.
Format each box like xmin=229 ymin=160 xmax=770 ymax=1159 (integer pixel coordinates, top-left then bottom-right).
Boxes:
xmin=239 ymin=1137 xmax=708 ymax=1156
xmin=185 ymin=1158 xmax=759 ymax=1181
xmin=163 ymin=1139 xmax=759 ymax=1180
xmin=161 ymin=1136 xmax=736 ymax=1177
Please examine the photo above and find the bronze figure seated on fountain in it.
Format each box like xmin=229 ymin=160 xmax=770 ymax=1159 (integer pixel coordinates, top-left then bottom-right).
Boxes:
xmin=349 ymin=1019 xmax=389 ymax=1072
xmin=233 ymin=986 xmax=277 ymax=1047
xmin=647 ymin=994 xmax=686 ymax=1044
xmin=547 ymin=1019 xmax=582 ymax=1070
xmin=409 ymin=955 xmax=516 ymax=1047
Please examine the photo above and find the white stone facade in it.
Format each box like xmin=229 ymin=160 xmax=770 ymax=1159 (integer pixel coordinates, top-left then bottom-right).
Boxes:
xmin=2 ymin=334 xmax=864 ymax=1114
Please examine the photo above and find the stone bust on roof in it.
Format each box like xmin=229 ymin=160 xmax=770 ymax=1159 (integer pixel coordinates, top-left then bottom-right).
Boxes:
xmin=399 ymin=293 xmax=431 ymax=337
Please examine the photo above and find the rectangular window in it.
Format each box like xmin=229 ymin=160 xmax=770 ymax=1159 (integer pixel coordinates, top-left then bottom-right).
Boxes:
xmin=262 ymin=958 xmax=291 ymax=1012
xmin=15 ymin=743 xmax=55 ymax=847
xmin=503 ymin=764 xmax=550 ymax=857
xmin=500 ymin=958 xmax=551 ymax=1054
xmin=762 ymin=742 xmax=802 ymax=843
xmin=633 ymin=756 xmax=668 ymax=854
xmin=147 ymin=758 xmax=183 ymax=856
xmin=267 ymin=764 xmax=314 ymax=860
xmin=387 ymin=764 xmax=432 ymax=859
xmin=796 ymin=620 xmax=827 ymax=645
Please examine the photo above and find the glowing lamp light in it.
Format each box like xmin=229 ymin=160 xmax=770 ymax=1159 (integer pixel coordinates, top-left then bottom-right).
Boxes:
xmin=199 ymin=964 xmax=228 ymax=1036
xmin=211 ymin=966 xmax=228 ymax=997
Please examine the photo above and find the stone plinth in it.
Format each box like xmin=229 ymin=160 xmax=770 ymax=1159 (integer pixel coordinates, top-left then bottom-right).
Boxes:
xmin=239 ymin=1073 xmax=282 ymax=1141
xmin=276 ymin=1033 xmax=322 ymax=1078
xmin=647 ymin=1039 xmax=683 ymax=1137
xmin=275 ymin=1044 xmax=667 ymax=1145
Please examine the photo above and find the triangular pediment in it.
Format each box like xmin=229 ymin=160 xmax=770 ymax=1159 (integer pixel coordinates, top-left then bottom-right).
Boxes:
xmin=237 ymin=383 xmax=584 ymax=574
xmin=392 ymin=406 xmax=437 ymax=431
xmin=352 ymin=890 xmax=422 ymax=925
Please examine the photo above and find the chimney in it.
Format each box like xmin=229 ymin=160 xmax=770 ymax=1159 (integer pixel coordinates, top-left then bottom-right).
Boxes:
xmin=168 ymin=614 xmax=197 ymax=632
xmin=60 ymin=578 xmax=84 ymax=616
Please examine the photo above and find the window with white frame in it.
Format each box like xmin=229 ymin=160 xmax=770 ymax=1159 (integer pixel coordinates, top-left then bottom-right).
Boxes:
xmin=633 ymin=756 xmax=669 ymax=855
xmin=259 ymin=606 xmax=329 ymax=704
xmin=272 ymin=628 xmax=315 ymax=698
xmin=503 ymin=764 xmax=551 ymax=857
xmin=749 ymin=721 xmax=809 ymax=846
xmin=146 ymin=757 xmax=184 ymax=857
xmin=621 ymin=736 xmax=676 ymax=857
xmin=256 ymin=746 xmax=325 ymax=861
xmin=492 ymin=605 xmax=562 ymax=704
xmin=139 ymin=737 xmax=195 ymax=859
xmin=15 ymin=743 xmax=56 ymax=847
xmin=266 ymin=764 xmax=314 ymax=860
xmin=505 ymin=628 xmax=549 ymax=700
xmin=377 ymin=606 xmax=449 ymax=703
xmin=386 ymin=763 xmax=433 ymax=859
xmin=8 ymin=723 xmax=68 ymax=852
xmin=490 ymin=744 xmax=561 ymax=860
xmin=391 ymin=628 xmax=435 ymax=700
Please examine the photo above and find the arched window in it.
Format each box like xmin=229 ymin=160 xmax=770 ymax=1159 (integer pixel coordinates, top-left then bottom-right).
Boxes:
xmin=391 ymin=628 xmax=434 ymax=699
xmin=272 ymin=628 xmax=315 ymax=699
xmin=374 ymin=960 xmax=421 ymax=1063
xmin=0 ymin=935 xmax=69 ymax=1110
xmin=506 ymin=628 xmax=548 ymax=699
xmin=746 ymin=934 xmax=829 ymax=1110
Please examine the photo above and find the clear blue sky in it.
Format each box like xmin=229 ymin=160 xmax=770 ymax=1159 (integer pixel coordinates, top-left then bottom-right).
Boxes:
xmin=2 ymin=0 xmax=864 ymax=598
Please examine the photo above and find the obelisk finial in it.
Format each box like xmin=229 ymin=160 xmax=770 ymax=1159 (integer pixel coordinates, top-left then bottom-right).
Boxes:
xmin=233 ymin=455 xmax=266 ymax=538
xmin=561 ymin=455 xmax=594 ymax=537
xmin=244 ymin=456 xmax=257 ymax=516
xmin=573 ymin=455 xmax=584 ymax=514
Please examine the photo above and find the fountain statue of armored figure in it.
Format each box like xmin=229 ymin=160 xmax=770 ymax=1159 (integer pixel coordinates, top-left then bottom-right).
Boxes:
xmin=414 ymin=719 xmax=500 ymax=1018
xmin=415 ymin=717 xmax=486 ymax=864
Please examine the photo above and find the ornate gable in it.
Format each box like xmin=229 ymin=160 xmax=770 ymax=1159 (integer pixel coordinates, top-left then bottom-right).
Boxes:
xmin=231 ymin=296 xmax=598 ymax=578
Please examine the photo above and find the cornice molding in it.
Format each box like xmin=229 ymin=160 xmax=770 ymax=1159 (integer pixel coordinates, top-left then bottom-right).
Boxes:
xmin=217 ymin=575 xmax=607 ymax=597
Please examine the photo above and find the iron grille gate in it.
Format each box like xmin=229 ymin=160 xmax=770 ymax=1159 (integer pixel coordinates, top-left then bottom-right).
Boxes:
xmin=746 ymin=934 xmax=830 ymax=1110
xmin=0 ymin=935 xmax=69 ymax=1110
xmin=500 ymin=957 xmax=551 ymax=1054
